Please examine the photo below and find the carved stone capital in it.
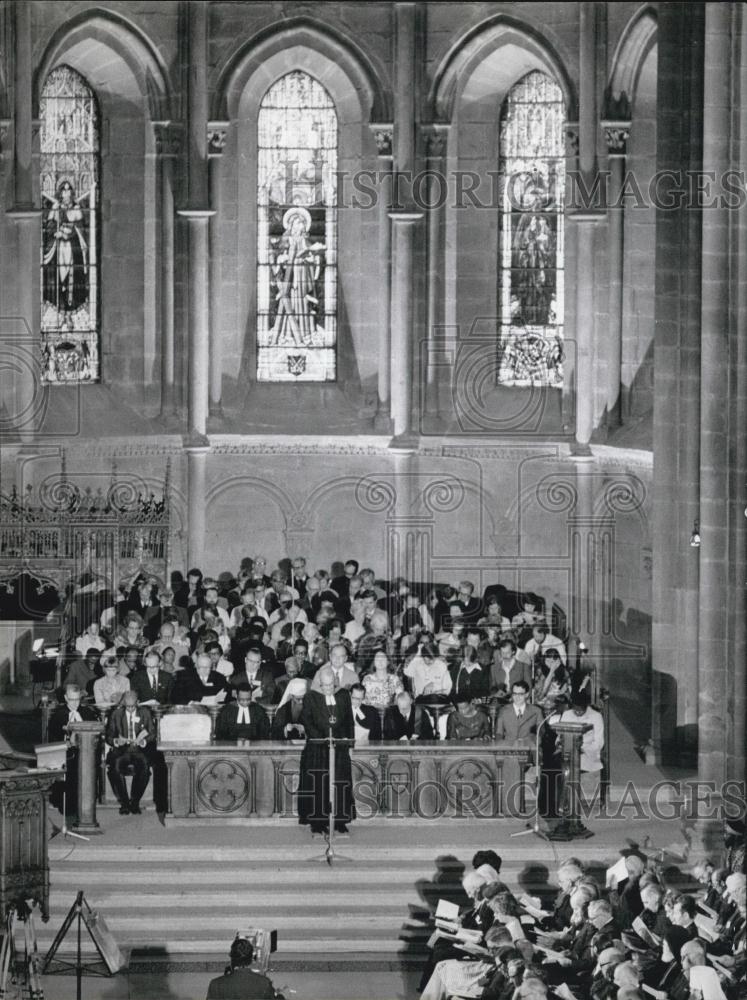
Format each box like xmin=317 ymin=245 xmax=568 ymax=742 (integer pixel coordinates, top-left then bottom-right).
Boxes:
xmin=602 ymin=120 xmax=631 ymax=156
xmin=207 ymin=121 xmax=230 ymax=158
xmin=152 ymin=121 xmax=183 ymax=158
xmin=368 ymin=122 xmax=393 ymax=159
xmin=421 ymin=123 xmax=450 ymax=160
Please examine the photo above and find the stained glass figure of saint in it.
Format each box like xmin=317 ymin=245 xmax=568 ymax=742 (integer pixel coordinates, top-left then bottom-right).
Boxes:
xmin=268 ymin=207 xmax=326 ymax=347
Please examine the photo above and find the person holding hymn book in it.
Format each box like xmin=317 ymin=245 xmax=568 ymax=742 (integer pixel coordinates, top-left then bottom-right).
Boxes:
xmin=105 ymin=690 xmax=157 ymax=815
xmin=172 ymin=653 xmax=228 ymax=705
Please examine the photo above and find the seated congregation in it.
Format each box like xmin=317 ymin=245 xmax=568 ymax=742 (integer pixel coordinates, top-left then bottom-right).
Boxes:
xmin=52 ymin=556 xmax=603 ymax=816
xmin=417 ymin=828 xmax=746 ymax=1000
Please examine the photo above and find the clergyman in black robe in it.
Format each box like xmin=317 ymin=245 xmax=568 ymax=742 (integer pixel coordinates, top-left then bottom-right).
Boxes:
xmin=297 ymin=667 xmax=355 ymax=835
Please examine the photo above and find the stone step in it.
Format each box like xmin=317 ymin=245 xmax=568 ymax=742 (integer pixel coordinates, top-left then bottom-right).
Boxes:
xmin=38 ymin=915 xmax=430 ymax=935
xmin=45 ymin=890 xmax=433 ymax=910
xmin=48 ymin=843 xmax=619 ymax=863
xmin=37 ymin=938 xmax=430 ymax=956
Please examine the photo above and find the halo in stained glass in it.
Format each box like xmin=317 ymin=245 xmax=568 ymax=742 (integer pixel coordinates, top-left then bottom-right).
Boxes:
xmin=497 ymin=71 xmax=565 ymax=388
xmin=39 ymin=65 xmax=100 ymax=384
xmin=256 ymin=71 xmax=338 ymax=382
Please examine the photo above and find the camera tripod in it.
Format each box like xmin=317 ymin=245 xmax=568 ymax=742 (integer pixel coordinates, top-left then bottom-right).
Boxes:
xmin=0 ymin=902 xmax=45 ymax=1000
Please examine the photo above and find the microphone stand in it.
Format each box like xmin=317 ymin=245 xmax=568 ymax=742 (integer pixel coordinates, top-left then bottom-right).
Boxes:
xmin=510 ymin=709 xmax=563 ymax=840
xmin=50 ymin=766 xmax=90 ymax=843
xmin=308 ymin=721 xmax=353 ymax=867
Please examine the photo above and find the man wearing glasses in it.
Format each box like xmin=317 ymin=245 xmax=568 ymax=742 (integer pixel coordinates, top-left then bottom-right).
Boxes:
xmin=494 ymin=680 xmax=543 ymax=741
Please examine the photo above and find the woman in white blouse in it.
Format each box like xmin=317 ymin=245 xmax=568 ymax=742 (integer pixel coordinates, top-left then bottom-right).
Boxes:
xmin=362 ymin=651 xmax=404 ymax=709
xmin=404 ymin=640 xmax=453 ymax=699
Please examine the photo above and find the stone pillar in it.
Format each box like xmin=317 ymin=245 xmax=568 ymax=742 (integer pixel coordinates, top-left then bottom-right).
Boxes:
xmin=731 ymin=10 xmax=747 ymax=787
xmin=422 ymin=124 xmax=449 ymax=426
xmin=394 ymin=3 xmax=416 ymax=177
xmin=369 ymin=124 xmax=394 ymax=433
xmin=650 ymin=2 xmax=704 ymax=766
xmin=187 ymin=447 xmax=208 ymax=570
xmin=177 ymin=1 xmax=213 ymax=445
xmin=7 ymin=0 xmax=40 ymax=444
xmin=388 ymin=2 xmax=420 ymax=445
xmin=154 ymin=122 xmax=180 ymax=422
xmin=389 ymin=212 xmax=423 ymax=442
xmin=571 ymin=3 xmax=602 ymax=456
xmin=208 ymin=122 xmax=229 ymax=425
xmin=69 ymin=721 xmax=104 ymax=835
xmin=697 ymin=2 xmax=731 ymax=786
xmin=603 ymin=122 xmax=630 ymax=429
xmin=562 ymin=123 xmax=579 ymax=434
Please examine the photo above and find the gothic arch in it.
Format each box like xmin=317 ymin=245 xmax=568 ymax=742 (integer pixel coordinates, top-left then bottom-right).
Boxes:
xmin=214 ymin=18 xmax=392 ymax=123
xmin=607 ymin=5 xmax=657 ymax=113
xmin=206 ymin=477 xmax=298 ymax=525
xmin=33 ymin=8 xmax=172 ymax=120
xmin=429 ymin=13 xmax=575 ymax=122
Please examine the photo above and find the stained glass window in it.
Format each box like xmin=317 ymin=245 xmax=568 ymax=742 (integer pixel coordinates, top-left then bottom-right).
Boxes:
xmin=257 ymin=72 xmax=338 ymax=382
xmin=498 ymin=72 xmax=565 ymax=387
xmin=40 ymin=66 xmax=100 ymax=384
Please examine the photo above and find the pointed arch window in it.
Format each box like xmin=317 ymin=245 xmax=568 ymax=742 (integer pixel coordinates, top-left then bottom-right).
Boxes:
xmin=498 ymin=71 xmax=565 ymax=387
xmin=256 ymin=71 xmax=338 ymax=382
xmin=40 ymin=65 xmax=100 ymax=383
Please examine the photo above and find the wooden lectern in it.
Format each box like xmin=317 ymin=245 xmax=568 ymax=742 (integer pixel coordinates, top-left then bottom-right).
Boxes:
xmin=546 ymin=720 xmax=594 ymax=841
xmin=67 ymin=721 xmax=105 ymax=835
xmin=0 ymin=768 xmax=63 ymax=920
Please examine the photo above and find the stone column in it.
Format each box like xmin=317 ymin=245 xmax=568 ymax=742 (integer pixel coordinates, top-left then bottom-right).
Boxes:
xmin=562 ymin=123 xmax=579 ymax=434
xmin=368 ymin=124 xmax=394 ymax=433
xmin=208 ymin=122 xmax=229 ymax=425
xmin=153 ymin=122 xmax=180 ymax=422
xmin=650 ymin=2 xmax=704 ymax=766
xmin=389 ymin=211 xmax=423 ymax=443
xmin=571 ymin=3 xmax=602 ymax=456
xmin=697 ymin=1 xmax=731 ymax=787
xmin=187 ymin=447 xmax=208 ymax=570
xmin=177 ymin=0 xmax=213 ymax=445
xmin=388 ymin=2 xmax=420 ymax=446
xmin=422 ymin=123 xmax=449 ymax=427
xmin=394 ymin=3 xmax=416 ymax=178
xmin=602 ymin=121 xmax=630 ymax=428
xmin=7 ymin=0 xmax=40 ymax=444
xmin=69 ymin=721 xmax=104 ymax=835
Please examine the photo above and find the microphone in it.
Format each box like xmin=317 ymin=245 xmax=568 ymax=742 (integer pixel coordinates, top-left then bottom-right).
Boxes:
xmin=510 ymin=707 xmax=564 ymax=838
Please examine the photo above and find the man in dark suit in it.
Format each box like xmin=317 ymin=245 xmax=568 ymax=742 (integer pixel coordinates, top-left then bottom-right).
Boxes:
xmin=350 ymin=684 xmax=381 ymax=742
xmin=331 ymin=559 xmax=359 ymax=600
xmin=206 ymin=936 xmax=281 ymax=999
xmin=129 ymin=650 xmax=174 ymax=704
xmin=48 ymin=684 xmax=99 ymax=822
xmin=215 ymin=684 xmax=270 ymax=740
xmin=144 ymin=590 xmax=188 ymax=641
xmin=494 ymin=680 xmax=543 ymax=741
xmin=489 ymin=639 xmax=532 ymax=696
xmin=229 ymin=647 xmax=276 ymax=703
xmin=383 ymin=691 xmax=434 ymax=740
xmin=105 ymin=690 xmax=157 ymax=814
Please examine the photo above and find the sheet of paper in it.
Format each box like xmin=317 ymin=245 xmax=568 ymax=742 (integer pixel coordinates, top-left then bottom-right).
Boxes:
xmin=632 ymin=916 xmax=661 ymax=947
xmin=435 ymin=899 xmax=460 ymax=922
xmin=694 ymin=914 xmax=718 ymax=941
xmin=605 ymin=856 xmax=629 ymax=888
